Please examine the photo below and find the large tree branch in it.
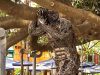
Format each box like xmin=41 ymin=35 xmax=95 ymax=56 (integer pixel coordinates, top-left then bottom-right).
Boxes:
xmin=6 ymin=19 xmax=100 ymax=49
xmin=7 ymin=27 xmax=52 ymax=50
xmin=7 ymin=27 xmax=28 ymax=49
xmin=0 ymin=0 xmax=38 ymax=20
xmin=0 ymin=0 xmax=100 ymax=26
xmin=56 ymin=0 xmax=72 ymax=6
xmin=1 ymin=0 xmax=100 ymax=26
xmin=1 ymin=0 xmax=100 ymax=48
xmin=0 ymin=0 xmax=100 ymax=27
xmin=0 ymin=16 xmax=13 ymax=21
xmin=33 ymin=0 xmax=100 ymax=25
xmin=76 ymin=20 xmax=100 ymax=40
xmin=1 ymin=16 xmax=100 ymax=48
xmin=0 ymin=17 xmax=30 ymax=29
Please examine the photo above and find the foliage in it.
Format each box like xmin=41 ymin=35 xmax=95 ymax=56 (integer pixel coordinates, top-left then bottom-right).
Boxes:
xmin=0 ymin=10 xmax=6 ymax=17
xmin=14 ymin=68 xmax=21 ymax=75
xmin=78 ymin=40 xmax=100 ymax=55
xmin=72 ymin=0 xmax=100 ymax=15
xmin=6 ymin=29 xmax=20 ymax=38
xmin=72 ymin=0 xmax=83 ymax=8
xmin=78 ymin=45 xmax=95 ymax=55
xmin=37 ymin=35 xmax=49 ymax=46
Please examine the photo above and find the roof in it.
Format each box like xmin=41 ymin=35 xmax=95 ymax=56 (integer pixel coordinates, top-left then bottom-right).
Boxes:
xmin=6 ymin=58 xmax=16 ymax=69
xmin=8 ymin=47 xmax=14 ymax=51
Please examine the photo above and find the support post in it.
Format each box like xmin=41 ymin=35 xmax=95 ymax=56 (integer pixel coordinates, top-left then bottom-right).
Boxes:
xmin=0 ymin=28 xmax=6 ymax=75
xmin=32 ymin=50 xmax=37 ymax=75
xmin=20 ymin=48 xmax=24 ymax=75
xmin=26 ymin=41 xmax=30 ymax=75
xmin=26 ymin=54 xmax=30 ymax=75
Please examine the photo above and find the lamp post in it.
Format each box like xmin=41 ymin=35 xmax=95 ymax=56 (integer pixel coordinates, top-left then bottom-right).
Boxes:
xmin=0 ymin=28 xmax=6 ymax=75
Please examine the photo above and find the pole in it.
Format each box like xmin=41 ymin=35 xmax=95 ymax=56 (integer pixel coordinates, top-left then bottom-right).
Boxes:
xmin=32 ymin=51 xmax=36 ymax=75
xmin=20 ymin=48 xmax=24 ymax=75
xmin=0 ymin=28 xmax=6 ymax=75
xmin=26 ymin=41 xmax=30 ymax=75
xmin=26 ymin=54 xmax=30 ymax=75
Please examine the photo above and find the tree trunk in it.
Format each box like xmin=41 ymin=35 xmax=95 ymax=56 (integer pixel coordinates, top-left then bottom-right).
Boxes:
xmin=48 ymin=19 xmax=80 ymax=75
xmin=54 ymin=47 xmax=80 ymax=75
xmin=39 ymin=18 xmax=80 ymax=75
xmin=51 ymin=25 xmax=80 ymax=75
xmin=0 ymin=28 xmax=6 ymax=75
xmin=53 ymin=31 xmax=80 ymax=75
xmin=29 ymin=9 xmax=80 ymax=75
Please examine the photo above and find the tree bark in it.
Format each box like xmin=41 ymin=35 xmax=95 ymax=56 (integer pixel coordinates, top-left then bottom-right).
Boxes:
xmin=0 ymin=0 xmax=100 ymax=50
xmin=54 ymin=47 xmax=80 ymax=75
xmin=0 ymin=17 xmax=30 ymax=29
xmin=7 ymin=27 xmax=28 ymax=49
xmin=0 ymin=0 xmax=38 ymax=20
xmin=52 ymin=22 xmax=80 ymax=75
xmin=33 ymin=0 xmax=100 ymax=25
xmin=51 ymin=29 xmax=80 ymax=75
xmin=37 ymin=16 xmax=80 ymax=75
xmin=52 ymin=25 xmax=80 ymax=75
xmin=0 ymin=0 xmax=100 ymax=26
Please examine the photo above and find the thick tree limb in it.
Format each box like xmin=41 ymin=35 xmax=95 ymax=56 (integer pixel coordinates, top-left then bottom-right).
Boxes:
xmin=7 ymin=27 xmax=28 ymax=49
xmin=32 ymin=0 xmax=100 ymax=42
xmin=0 ymin=0 xmax=38 ymax=20
xmin=56 ymin=0 xmax=72 ymax=6
xmin=0 ymin=0 xmax=100 ymax=48
xmin=1 ymin=0 xmax=100 ymax=26
xmin=7 ymin=27 xmax=52 ymax=50
xmin=0 ymin=17 xmax=30 ymax=29
xmin=0 ymin=0 xmax=100 ymax=26
xmin=4 ymin=17 xmax=100 ymax=49
xmin=0 ymin=16 xmax=13 ymax=21
xmin=6 ymin=22 xmax=100 ymax=50
xmin=76 ymin=20 xmax=100 ymax=40
xmin=33 ymin=0 xmax=100 ymax=25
